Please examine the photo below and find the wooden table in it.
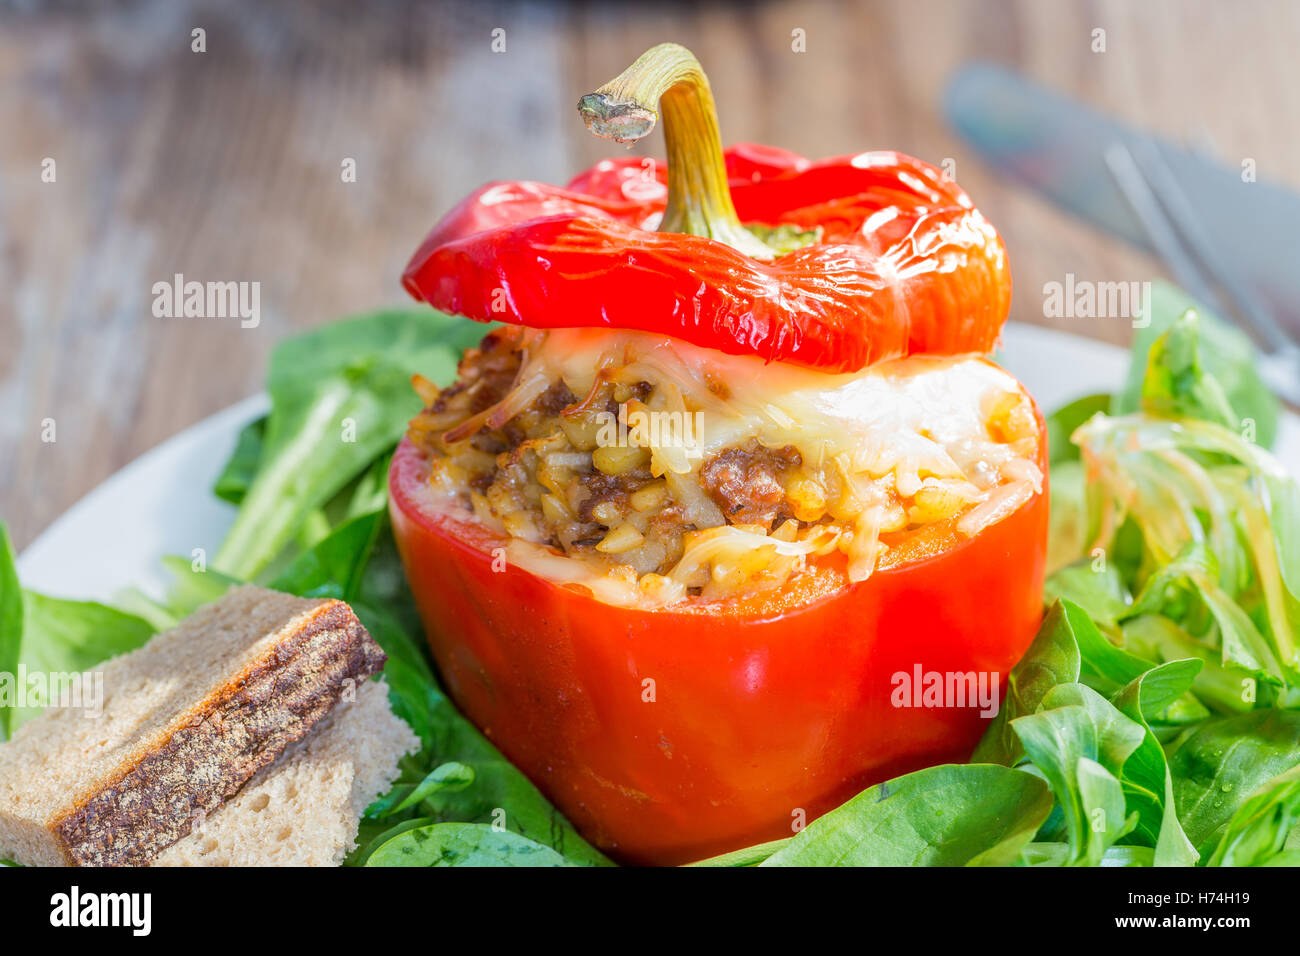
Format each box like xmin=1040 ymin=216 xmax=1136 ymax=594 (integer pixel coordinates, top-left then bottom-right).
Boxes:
xmin=3 ymin=0 xmax=1298 ymax=551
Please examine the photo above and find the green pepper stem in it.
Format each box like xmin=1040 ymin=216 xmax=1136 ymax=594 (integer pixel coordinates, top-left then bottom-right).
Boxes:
xmin=577 ymin=42 xmax=773 ymax=258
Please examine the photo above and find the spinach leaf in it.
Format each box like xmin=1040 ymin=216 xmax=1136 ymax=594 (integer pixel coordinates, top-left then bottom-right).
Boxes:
xmin=262 ymin=509 xmax=435 ymax=688
xmin=1170 ymin=709 xmax=1300 ymax=856
xmin=366 ymin=761 xmax=475 ymax=818
xmin=760 ymin=764 xmax=1053 ymax=867
xmin=3 ymin=593 xmax=154 ymax=732
xmin=409 ymin=698 xmax=611 ymax=866
xmin=346 ymin=815 xmax=435 ymax=867
xmin=365 ymin=823 xmax=580 ymax=867
xmin=270 ymin=508 xmax=387 ymax=603
xmin=213 ymin=309 xmax=487 ymax=579
xmin=212 ymin=416 xmax=267 ymax=505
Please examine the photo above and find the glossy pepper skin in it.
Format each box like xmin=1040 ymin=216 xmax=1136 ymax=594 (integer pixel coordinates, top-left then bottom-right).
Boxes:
xmin=389 ymin=399 xmax=1049 ymax=866
xmin=402 ymin=145 xmax=1011 ymax=375
xmin=394 ymin=43 xmax=1044 ymax=864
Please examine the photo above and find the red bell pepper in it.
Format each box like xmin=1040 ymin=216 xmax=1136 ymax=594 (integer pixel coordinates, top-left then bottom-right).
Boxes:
xmin=390 ymin=42 xmax=1047 ymax=864
xmin=402 ymin=62 xmax=1010 ymax=375
xmin=391 ymin=431 xmax=1048 ymax=865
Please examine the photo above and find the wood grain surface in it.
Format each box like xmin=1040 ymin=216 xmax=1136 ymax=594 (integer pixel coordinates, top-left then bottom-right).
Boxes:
xmin=2 ymin=0 xmax=1298 ymax=550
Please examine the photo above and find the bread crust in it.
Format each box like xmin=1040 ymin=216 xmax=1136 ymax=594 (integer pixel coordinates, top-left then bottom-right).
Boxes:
xmin=48 ymin=600 xmax=386 ymax=866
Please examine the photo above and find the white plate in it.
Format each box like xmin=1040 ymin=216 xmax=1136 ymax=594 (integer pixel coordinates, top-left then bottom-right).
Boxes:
xmin=17 ymin=324 xmax=1300 ymax=602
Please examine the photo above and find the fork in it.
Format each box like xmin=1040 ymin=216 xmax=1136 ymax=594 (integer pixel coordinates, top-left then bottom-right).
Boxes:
xmin=1104 ymin=140 xmax=1300 ymax=408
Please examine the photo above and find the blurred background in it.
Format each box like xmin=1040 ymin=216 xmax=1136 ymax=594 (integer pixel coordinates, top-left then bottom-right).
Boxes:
xmin=2 ymin=0 xmax=1298 ymax=550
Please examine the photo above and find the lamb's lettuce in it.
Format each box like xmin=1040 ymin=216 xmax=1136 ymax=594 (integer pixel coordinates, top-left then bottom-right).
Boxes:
xmin=1168 ymin=709 xmax=1300 ymax=858
xmin=1016 ymin=298 xmax=1300 ymax=866
xmin=759 ymin=764 xmax=1054 ymax=867
xmin=1205 ymin=763 xmax=1300 ymax=867
xmin=1109 ymin=662 xmax=1201 ymax=865
xmin=1113 ymin=280 xmax=1279 ymax=448
xmin=1010 ymin=682 xmax=1143 ymax=865
xmin=1046 ymin=393 xmax=1110 ymax=466
xmin=1072 ymin=414 xmax=1300 ymax=695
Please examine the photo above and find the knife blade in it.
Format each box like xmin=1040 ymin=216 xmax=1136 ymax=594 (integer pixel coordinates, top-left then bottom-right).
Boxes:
xmin=943 ymin=63 xmax=1300 ymax=332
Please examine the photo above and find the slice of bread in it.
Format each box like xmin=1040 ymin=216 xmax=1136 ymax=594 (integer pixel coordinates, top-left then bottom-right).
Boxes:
xmin=0 ymin=585 xmax=387 ymax=866
xmin=155 ymin=677 xmax=418 ymax=866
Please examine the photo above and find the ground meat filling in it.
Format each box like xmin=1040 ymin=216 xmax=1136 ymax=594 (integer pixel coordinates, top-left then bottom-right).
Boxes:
xmin=699 ymin=442 xmax=802 ymax=529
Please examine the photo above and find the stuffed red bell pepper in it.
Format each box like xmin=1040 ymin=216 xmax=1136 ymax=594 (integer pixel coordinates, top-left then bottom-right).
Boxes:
xmin=390 ymin=43 xmax=1048 ymax=865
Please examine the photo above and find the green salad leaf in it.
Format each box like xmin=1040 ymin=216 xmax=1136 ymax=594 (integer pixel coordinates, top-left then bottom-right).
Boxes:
xmin=1138 ymin=311 xmax=1239 ymax=430
xmin=1017 ymin=843 xmax=1155 ymax=867
xmin=1046 ymin=393 xmax=1110 ymax=466
xmin=366 ymin=761 xmax=476 ymax=818
xmin=1010 ymin=682 xmax=1143 ymax=865
xmin=973 ymin=600 xmax=1084 ymax=765
xmin=212 ymin=416 xmax=267 ymax=506
xmin=0 ymin=525 xmax=22 ymax=739
xmin=760 ymin=764 xmax=1053 ymax=867
xmin=364 ymin=822 xmax=580 ymax=867
xmin=686 ymin=838 xmax=793 ymax=867
xmin=1109 ymin=662 xmax=1201 ymax=864
xmin=1169 ymin=709 xmax=1300 ymax=857
xmin=1204 ymin=763 xmax=1300 ymax=867
xmin=1072 ymin=415 xmax=1300 ymax=694
xmin=0 ymin=525 xmax=154 ymax=735
xmin=213 ymin=310 xmax=489 ymax=580
xmin=1114 ymin=280 xmax=1279 ymax=448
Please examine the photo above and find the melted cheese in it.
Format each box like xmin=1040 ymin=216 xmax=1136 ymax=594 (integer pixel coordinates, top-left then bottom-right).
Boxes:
xmin=519 ymin=327 xmax=1034 ymax=490
xmin=418 ymin=327 xmax=1041 ymax=609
